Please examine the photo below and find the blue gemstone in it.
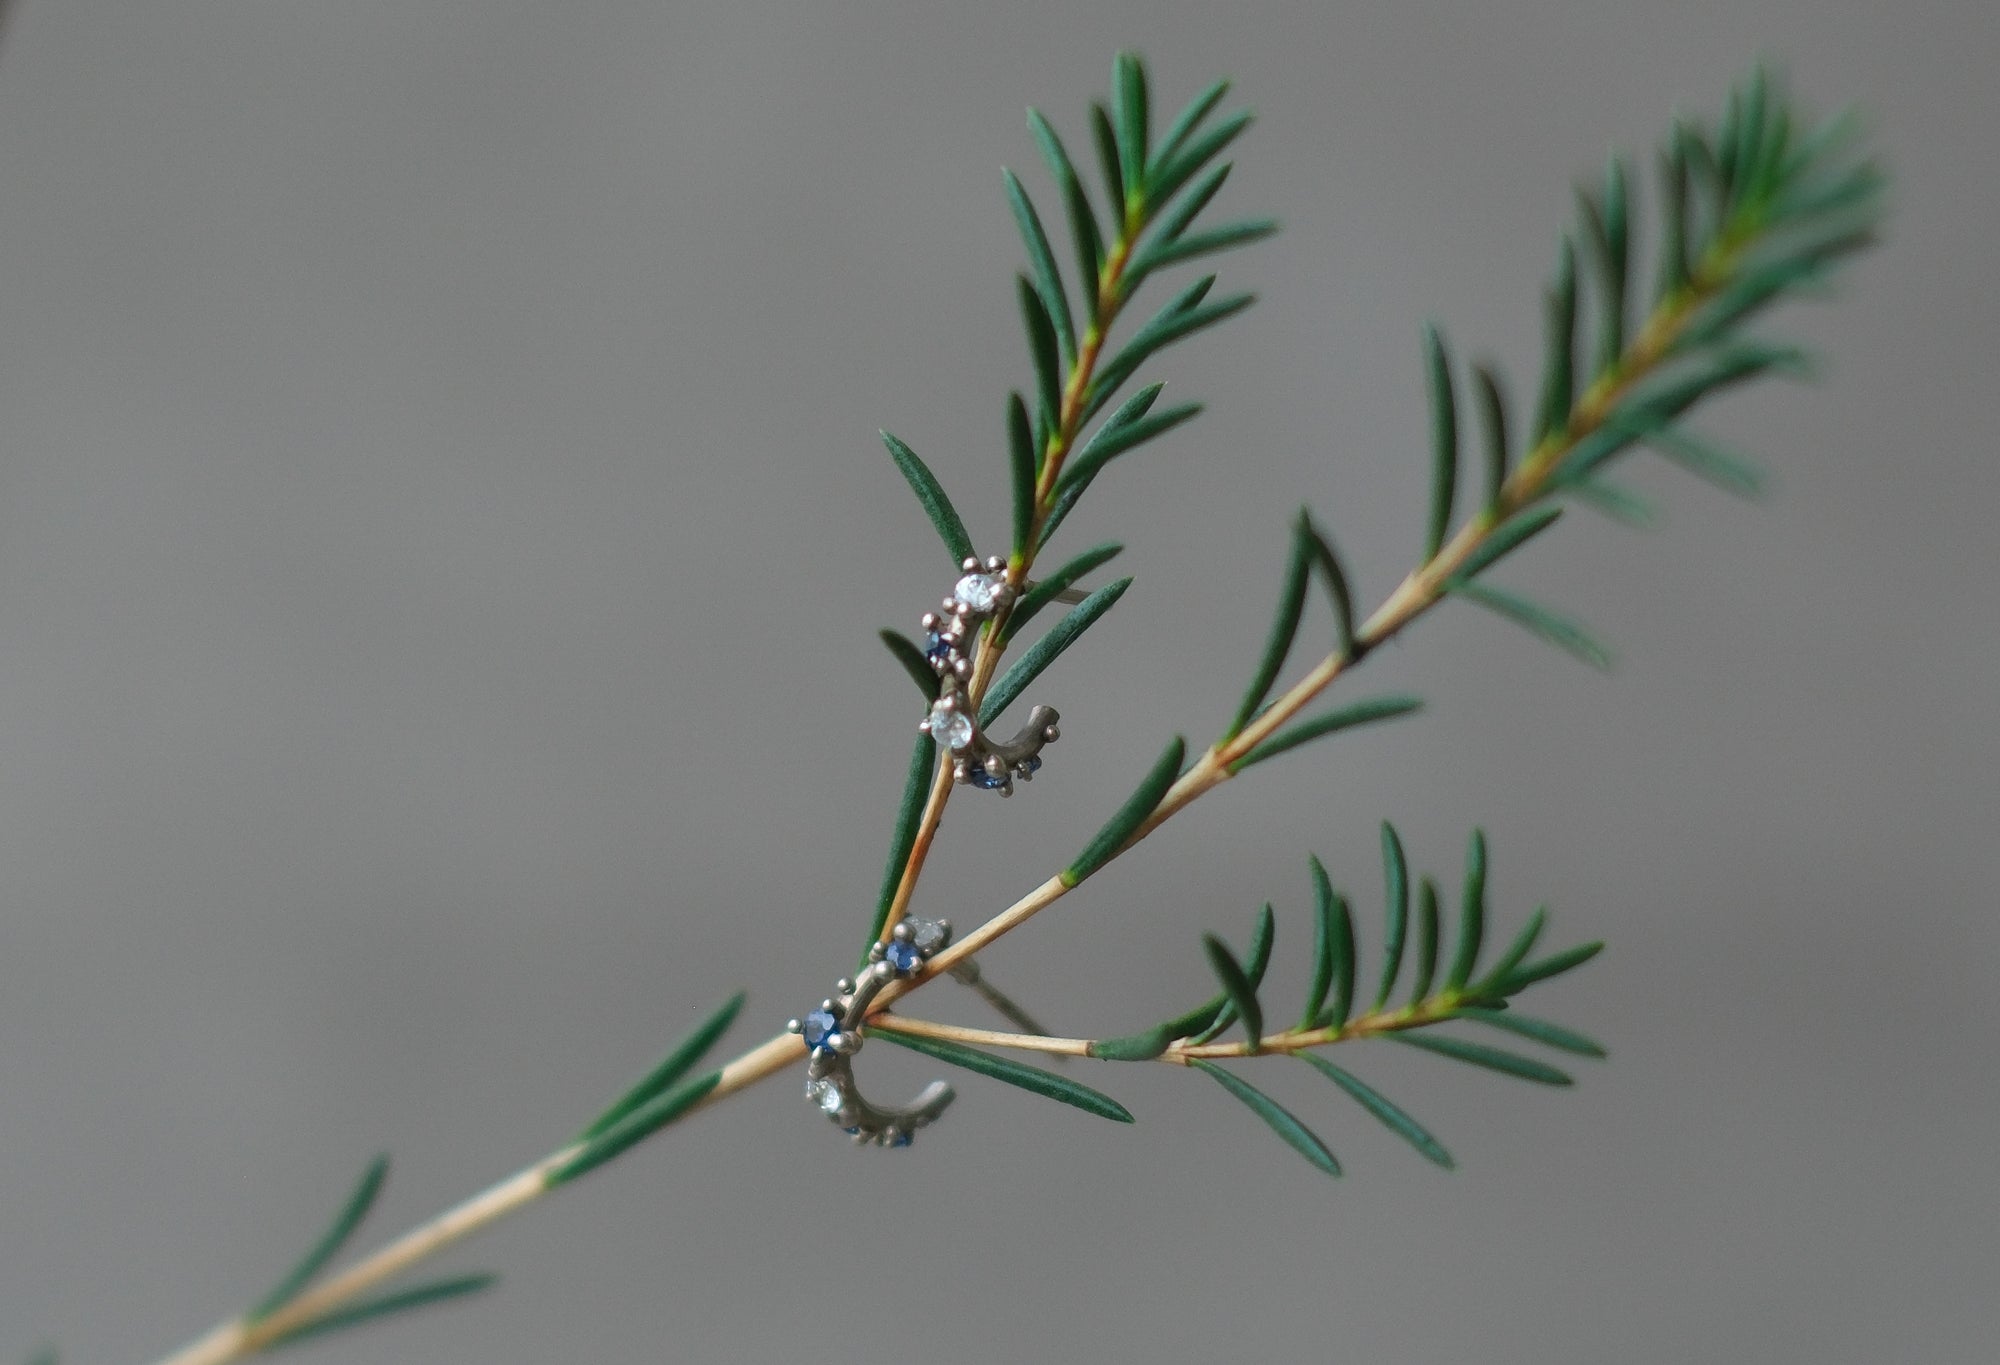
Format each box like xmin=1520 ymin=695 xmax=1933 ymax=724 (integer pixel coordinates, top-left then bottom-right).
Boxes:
xmin=924 ymin=631 xmax=952 ymax=664
xmin=968 ymin=765 xmax=1009 ymax=790
xmin=885 ymin=940 xmax=923 ymax=974
xmin=1021 ymin=754 xmax=1042 ymax=776
xmin=889 ymin=1132 xmax=913 ymax=1148
xmin=801 ymin=1008 xmax=842 ymax=1054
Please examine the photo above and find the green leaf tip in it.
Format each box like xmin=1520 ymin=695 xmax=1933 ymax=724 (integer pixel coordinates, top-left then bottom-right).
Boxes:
xmin=1449 ymin=581 xmax=1612 ymax=671
xmin=265 ymin=1274 xmax=500 ymax=1352
xmin=1226 ymin=517 xmax=1313 ymax=739
xmin=881 ymin=431 xmax=975 ymax=565
xmin=1422 ymin=322 xmax=1459 ymax=562
xmin=1393 ymin=1032 xmax=1573 ymax=1087
xmin=1191 ymin=1060 xmax=1342 ymax=1179
xmin=247 ymin=1153 xmax=391 ymax=1323
xmin=1446 ymin=828 xmax=1487 ymax=993
xmin=1456 ymin=1007 xmax=1607 ymax=1058
xmin=1064 ymin=735 xmax=1185 ymax=887
xmin=548 ymin=1070 xmax=721 ymax=1187
xmin=1202 ymin=931 xmax=1265 ymax=1052
xmin=1229 ymin=695 xmax=1424 ymax=774
xmin=1297 ymin=1055 xmax=1455 ymax=1170
xmin=578 ymin=991 xmax=746 ymax=1142
xmin=873 ymin=1027 xmax=1133 ymax=1122
xmin=879 ymin=629 xmax=944 ymax=700
xmin=1374 ymin=822 xmax=1410 ymax=1010
xmin=1002 ymin=168 xmax=1076 ymax=364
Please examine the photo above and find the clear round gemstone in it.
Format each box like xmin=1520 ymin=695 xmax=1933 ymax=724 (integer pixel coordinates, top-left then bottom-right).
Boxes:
xmin=953 ymin=572 xmax=1003 ymax=613
xmin=928 ymin=702 xmax=974 ymax=751
xmin=805 ymin=1077 xmax=844 ymax=1114
xmin=906 ymin=917 xmax=949 ymax=953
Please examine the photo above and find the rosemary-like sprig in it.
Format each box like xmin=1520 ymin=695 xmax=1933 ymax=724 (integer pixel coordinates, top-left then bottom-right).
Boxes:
xmin=132 ymin=58 xmax=1878 ymax=1365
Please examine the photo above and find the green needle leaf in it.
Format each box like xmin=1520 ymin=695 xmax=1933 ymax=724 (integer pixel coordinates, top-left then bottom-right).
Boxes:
xmin=1565 ymin=475 xmax=1659 ymax=529
xmin=1497 ymin=940 xmax=1605 ymax=993
xmin=1113 ymin=51 xmax=1150 ymax=202
xmin=1018 ymin=274 xmax=1064 ymax=427
xmin=868 ymin=735 xmax=938 ymax=951
xmin=1296 ymin=1055 xmax=1455 ymax=1170
xmin=1374 ymin=822 xmax=1410 ymax=1010
xmin=1132 ymin=162 xmax=1232 ymax=268
xmin=1307 ymin=864 xmax=1356 ymax=1032
xmin=1027 ymin=109 xmax=1104 ymax=324
xmin=548 ymin=1071 xmax=720 ymax=1186
xmin=1148 ymin=110 xmax=1254 ymax=212
xmin=1003 ymin=168 xmax=1076 ymax=363
xmin=1453 ymin=504 xmax=1563 ymax=582
xmin=1532 ymin=238 xmax=1577 ymax=448
xmin=1229 ymin=694 xmax=1424 ymax=773
xmin=1455 ymin=1007 xmax=1607 ymax=1058
xmin=1645 ymin=425 xmax=1767 ymax=500
xmin=1478 ymin=906 xmax=1547 ymax=997
xmin=1089 ymin=101 xmax=1125 ymax=227
xmin=1007 ymin=393 xmax=1038 ymax=558
xmin=1225 ymin=516 xmax=1312 ymax=739
xmin=1133 ymin=218 xmax=1278 ymax=273
xmin=982 ymin=577 xmax=1133 ymax=724
xmin=1422 ymin=323 xmax=1459 ymax=561
xmin=1393 ymin=1033 xmax=1573 ymax=1086
xmin=1446 ymin=829 xmax=1487 ymax=993
xmin=1091 ymin=993 xmax=1225 ymax=1061
xmin=1447 ymin=581 xmax=1612 ymax=671
xmin=1195 ymin=903 xmax=1276 ymax=1044
xmin=1411 ymin=877 xmax=1441 ymax=1003
xmin=1064 ymin=735 xmax=1186 ymax=887
xmin=265 ymin=1275 xmax=499 ymax=1352
xmin=1299 ymin=512 xmax=1356 ymax=659
xmin=1657 ymin=139 xmax=1691 ymax=302
xmin=1008 ymin=540 xmax=1124 ymax=638
xmin=1149 ymin=77 xmax=1231 ymax=175
xmin=1055 ymin=401 xmax=1204 ymax=500
xmin=578 ymin=992 xmax=746 ymax=1142
xmin=872 ymin=1027 xmax=1133 ymax=1122
xmin=1300 ymin=856 xmax=1336 ymax=1031
xmin=1202 ymin=932 xmax=1265 ymax=1051
xmin=1473 ymin=364 xmax=1510 ymax=520
xmin=879 ymin=629 xmax=943 ymax=700
xmin=248 ymin=1154 xmax=390 ymax=1322
xmin=881 ymin=431 xmax=975 ymax=565
xmin=1190 ymin=1060 xmax=1341 ymax=1178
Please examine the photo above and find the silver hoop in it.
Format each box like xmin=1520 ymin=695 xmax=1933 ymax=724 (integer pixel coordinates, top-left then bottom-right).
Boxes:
xmin=788 ymin=916 xmax=955 ymax=1147
xmin=917 ymin=557 xmax=1061 ymax=795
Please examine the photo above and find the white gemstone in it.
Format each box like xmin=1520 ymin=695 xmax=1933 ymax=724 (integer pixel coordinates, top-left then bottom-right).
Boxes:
xmin=953 ymin=572 xmax=1004 ymax=613
xmin=906 ymin=917 xmax=948 ymax=953
xmin=806 ymin=1077 xmax=844 ymax=1114
xmin=928 ymin=702 xmax=975 ymax=751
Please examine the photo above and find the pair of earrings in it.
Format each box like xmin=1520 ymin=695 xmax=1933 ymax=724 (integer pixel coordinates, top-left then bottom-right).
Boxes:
xmin=917 ymin=557 xmax=1060 ymax=796
xmin=787 ymin=556 xmax=1073 ymax=1147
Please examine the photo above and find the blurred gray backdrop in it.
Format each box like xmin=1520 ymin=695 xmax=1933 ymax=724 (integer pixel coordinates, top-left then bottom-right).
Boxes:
xmin=0 ymin=2 xmax=1992 ymax=1363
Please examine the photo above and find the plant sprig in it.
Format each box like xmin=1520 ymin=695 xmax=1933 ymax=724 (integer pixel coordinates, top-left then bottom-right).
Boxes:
xmin=112 ymin=58 xmax=1880 ymax=1365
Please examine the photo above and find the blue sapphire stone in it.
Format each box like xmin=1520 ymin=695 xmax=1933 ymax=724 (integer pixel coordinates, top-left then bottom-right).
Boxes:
xmin=924 ymin=631 xmax=952 ymax=665
xmin=1021 ymin=754 xmax=1042 ymax=776
xmin=884 ymin=940 xmax=923 ymax=974
xmin=968 ymin=765 xmax=1009 ymax=790
xmin=801 ymin=1008 xmax=843 ymax=1054
xmin=889 ymin=1132 xmax=913 ymax=1148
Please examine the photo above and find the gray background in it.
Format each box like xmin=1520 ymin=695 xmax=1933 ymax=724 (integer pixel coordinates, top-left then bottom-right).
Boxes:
xmin=0 ymin=1 xmax=1992 ymax=1363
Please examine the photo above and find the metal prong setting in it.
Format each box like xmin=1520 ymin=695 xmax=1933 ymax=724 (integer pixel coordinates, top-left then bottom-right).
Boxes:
xmin=787 ymin=917 xmax=956 ymax=1147
xmin=916 ymin=556 xmax=1060 ymax=796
